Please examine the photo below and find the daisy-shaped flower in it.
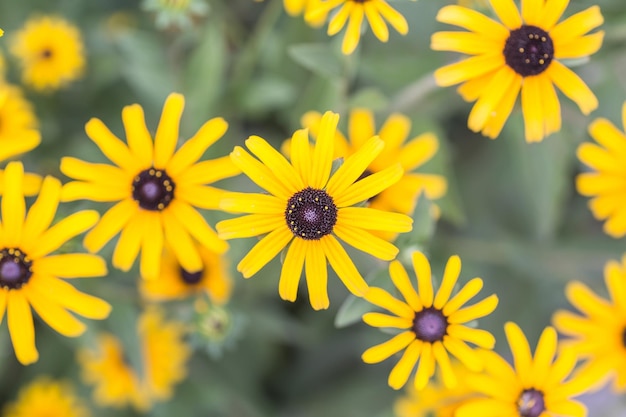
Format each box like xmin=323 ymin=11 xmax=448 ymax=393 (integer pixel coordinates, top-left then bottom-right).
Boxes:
xmin=140 ymin=243 xmax=232 ymax=305
xmin=3 ymin=377 xmax=90 ymax=417
xmin=553 ymin=254 xmax=626 ymax=393
xmin=216 ymin=111 xmax=412 ymax=310
xmin=0 ymin=161 xmax=110 ymax=365
xmin=431 ymin=0 xmax=604 ymax=142
xmin=361 ymin=251 xmax=498 ymax=390
xmin=284 ymin=0 xmax=328 ymax=27
xmin=60 ymin=93 xmax=239 ymax=279
xmin=394 ymin=362 xmax=478 ymax=417
xmin=576 ymin=102 xmax=626 ymax=238
xmin=78 ymin=308 xmax=191 ymax=411
xmin=296 ymin=109 xmax=447 ymax=221
xmin=306 ymin=0 xmax=409 ymax=55
xmin=456 ymin=322 xmax=592 ymax=417
xmin=10 ymin=16 xmax=85 ymax=91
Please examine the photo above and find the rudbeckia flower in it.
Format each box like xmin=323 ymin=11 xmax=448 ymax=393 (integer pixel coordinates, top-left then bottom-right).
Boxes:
xmin=431 ymin=0 xmax=604 ymax=142
xmin=3 ymin=377 xmax=90 ymax=417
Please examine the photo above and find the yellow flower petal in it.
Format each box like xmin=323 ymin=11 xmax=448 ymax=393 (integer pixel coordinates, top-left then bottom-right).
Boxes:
xmin=29 ymin=210 xmax=99 ymax=259
xmin=220 ymin=192 xmax=285 ymax=215
xmin=22 ymin=176 xmax=61 ymax=243
xmin=174 ymin=184 xmax=224 ymax=210
xmin=84 ymin=199 xmax=136 ymax=253
xmin=217 ymin=214 xmax=284 ymax=240
xmin=481 ymin=74 xmax=522 ymax=139
xmin=365 ymin=287 xmax=415 ymax=319
xmin=278 ymin=238 xmax=306 ymax=302
xmin=122 ymin=103 xmax=153 ymax=169
xmin=170 ymin=200 xmax=228 ymax=254
xmin=246 ymin=135 xmax=304 ymax=193
xmin=364 ymin=3 xmax=389 ymax=43
xmin=26 ymin=287 xmax=86 ymax=337
xmin=447 ymin=324 xmax=495 ymax=348
xmin=310 ymin=111 xmax=339 ymax=188
xmin=34 ymin=254 xmax=106 ymax=278
xmin=334 ymin=163 xmax=403 ymax=207
xmin=7 ymin=290 xmax=38 ymax=365
xmin=389 ymin=260 xmax=422 ymax=311
xmin=530 ymin=326 xmax=557 ymax=387
xmin=432 ymin=341 xmax=457 ymax=388
xmin=321 ymin=234 xmax=368 ymax=296
xmin=489 ymin=0 xmax=522 ymax=29
xmin=504 ymin=322 xmax=532 ymax=386
xmin=538 ymin=0 xmax=568 ymax=30
xmin=139 ymin=211 xmax=163 ymax=280
xmin=328 ymin=2 xmax=353 ymax=36
xmin=341 ymin=5 xmax=364 ymax=55
xmin=333 ymin=223 xmax=399 ymax=260
xmin=362 ymin=330 xmax=415 ymax=363
xmin=555 ymin=31 xmax=604 ymax=60
xmin=374 ymin=0 xmax=408 ymax=35
xmin=434 ymin=54 xmax=505 ymax=87
xmin=337 ymin=207 xmax=412 ymax=232
xmin=349 ymin=108 xmax=376 ymax=149
xmin=433 ymin=255 xmax=461 ymax=309
xmin=431 ymin=31 xmax=502 ymax=55
xmin=290 ymin=128 xmax=312 ymax=184
xmin=521 ymin=0 xmax=543 ymax=26
xmin=176 ymin=156 xmax=241 ymax=185
xmin=237 ymin=226 xmax=292 ymax=278
xmin=546 ymin=400 xmax=586 ymax=417
xmin=538 ymin=71 xmax=562 ymax=138
xmin=456 ymin=399 xmax=517 ymax=417
xmin=448 ymin=294 xmax=498 ymax=324
xmin=468 ymin=66 xmax=518 ymax=135
xmin=550 ymin=5 xmax=604 ymax=46
xmin=2 ymin=161 xmax=25 ymax=247
xmin=521 ymin=75 xmax=545 ymax=142
xmin=413 ymin=342 xmax=434 ymax=390
xmin=363 ymin=312 xmax=412 ymax=329
xmin=547 ymin=59 xmax=598 ymax=115
xmin=154 ymin=93 xmax=184 ymax=169
xmin=388 ymin=340 xmax=421 ymax=390
xmin=443 ymin=336 xmax=483 ymax=371
xmin=443 ymin=277 xmax=483 ymax=315
xmin=326 ymin=136 xmax=384 ymax=198
xmin=436 ymin=5 xmax=508 ymax=39
xmin=230 ymin=146 xmax=292 ymax=200
xmin=112 ymin=213 xmax=144 ymax=272
xmin=412 ymin=251 xmax=433 ymax=308
xmin=162 ymin=209 xmax=203 ymax=273
xmin=85 ymin=118 xmax=136 ymax=172
xmin=305 ymin=241 xmax=329 ymax=310
xmin=31 ymin=274 xmax=111 ymax=319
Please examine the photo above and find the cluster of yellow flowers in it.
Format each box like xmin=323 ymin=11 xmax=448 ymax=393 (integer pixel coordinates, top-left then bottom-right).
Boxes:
xmin=0 ymin=1 xmax=625 ymax=417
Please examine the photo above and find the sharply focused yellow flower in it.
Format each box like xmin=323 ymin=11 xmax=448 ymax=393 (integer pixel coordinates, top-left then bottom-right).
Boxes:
xmin=78 ymin=308 xmax=191 ymax=411
xmin=576 ymin=102 xmax=626 ymax=238
xmin=140 ymin=244 xmax=232 ymax=305
xmin=455 ymin=322 xmax=591 ymax=417
xmin=2 ymin=377 xmax=90 ymax=417
xmin=394 ymin=361 xmax=478 ymax=417
xmin=0 ymin=83 xmax=41 ymax=195
xmin=216 ymin=111 xmax=412 ymax=310
xmin=431 ymin=0 xmax=604 ymax=142
xmin=361 ymin=252 xmax=498 ymax=390
xmin=10 ymin=16 xmax=85 ymax=91
xmin=0 ymin=161 xmax=110 ymax=365
xmin=306 ymin=0 xmax=409 ymax=55
xmin=60 ymin=93 xmax=239 ymax=280
xmin=553 ymin=254 xmax=626 ymax=393
xmin=296 ymin=109 xmax=447 ymax=223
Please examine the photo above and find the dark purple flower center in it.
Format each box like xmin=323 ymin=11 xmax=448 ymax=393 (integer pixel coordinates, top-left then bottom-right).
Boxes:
xmin=518 ymin=389 xmax=545 ymax=417
xmin=504 ymin=25 xmax=554 ymax=77
xmin=412 ymin=307 xmax=448 ymax=343
xmin=0 ymin=248 xmax=33 ymax=290
xmin=285 ymin=187 xmax=337 ymax=240
xmin=179 ymin=266 xmax=204 ymax=285
xmin=131 ymin=168 xmax=175 ymax=211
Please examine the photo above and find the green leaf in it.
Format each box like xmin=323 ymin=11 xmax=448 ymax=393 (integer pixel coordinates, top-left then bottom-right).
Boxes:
xmin=240 ymin=75 xmax=297 ymax=116
xmin=348 ymin=87 xmax=389 ymax=111
xmin=288 ymin=43 xmax=343 ymax=79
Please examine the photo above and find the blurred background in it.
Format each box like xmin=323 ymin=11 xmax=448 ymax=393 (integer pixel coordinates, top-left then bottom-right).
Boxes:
xmin=0 ymin=0 xmax=625 ymax=415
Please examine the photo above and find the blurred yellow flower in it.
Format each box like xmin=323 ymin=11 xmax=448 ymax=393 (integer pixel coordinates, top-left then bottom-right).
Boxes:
xmin=2 ymin=377 xmax=90 ymax=417
xmin=78 ymin=308 xmax=191 ymax=411
xmin=456 ymin=323 xmax=591 ymax=417
xmin=60 ymin=93 xmax=239 ymax=279
xmin=10 ymin=16 xmax=85 ymax=91
xmin=362 ymin=252 xmax=498 ymax=390
xmin=553 ymin=254 xmax=626 ymax=393
xmin=140 ymin=244 xmax=233 ymax=305
xmin=431 ymin=0 xmax=603 ymax=142
xmin=306 ymin=0 xmax=408 ymax=55
xmin=577 ymin=102 xmax=626 ymax=238
xmin=296 ymin=109 xmax=447 ymax=235
xmin=0 ymin=162 xmax=110 ymax=365
xmin=217 ymin=111 xmax=412 ymax=310
xmin=284 ymin=0 xmax=328 ymax=27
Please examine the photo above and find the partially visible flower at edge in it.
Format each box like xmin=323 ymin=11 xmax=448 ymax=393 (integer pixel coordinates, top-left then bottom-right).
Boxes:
xmin=306 ymin=0 xmax=409 ymax=55
xmin=362 ymin=251 xmax=498 ymax=390
xmin=10 ymin=15 xmax=86 ymax=91
xmin=576 ymin=101 xmax=626 ymax=238
xmin=2 ymin=377 xmax=90 ymax=417
xmin=431 ymin=0 xmax=604 ymax=142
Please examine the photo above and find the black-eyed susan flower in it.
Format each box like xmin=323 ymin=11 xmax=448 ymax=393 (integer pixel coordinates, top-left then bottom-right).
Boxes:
xmin=60 ymin=93 xmax=239 ymax=280
xmin=576 ymin=102 xmax=626 ymax=238
xmin=216 ymin=111 xmax=412 ymax=310
xmin=2 ymin=377 xmax=90 ymax=417
xmin=361 ymin=252 xmax=498 ymax=390
xmin=431 ymin=0 xmax=604 ymax=142
xmin=140 ymin=244 xmax=232 ymax=304
xmin=296 ymin=109 xmax=447 ymax=223
xmin=306 ymin=0 xmax=409 ymax=55
xmin=78 ymin=308 xmax=190 ymax=411
xmin=394 ymin=361 xmax=478 ymax=417
xmin=10 ymin=16 xmax=85 ymax=91
xmin=553 ymin=254 xmax=626 ymax=393
xmin=456 ymin=322 xmax=591 ymax=417
xmin=0 ymin=161 xmax=110 ymax=365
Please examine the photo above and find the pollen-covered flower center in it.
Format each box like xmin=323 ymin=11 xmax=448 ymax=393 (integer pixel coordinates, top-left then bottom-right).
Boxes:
xmin=517 ymin=389 xmax=545 ymax=417
xmin=285 ymin=187 xmax=337 ymax=240
xmin=0 ymin=248 xmax=33 ymax=290
xmin=131 ymin=168 xmax=175 ymax=211
xmin=504 ymin=25 xmax=554 ymax=77
xmin=412 ymin=307 xmax=448 ymax=343
xmin=179 ymin=266 xmax=204 ymax=285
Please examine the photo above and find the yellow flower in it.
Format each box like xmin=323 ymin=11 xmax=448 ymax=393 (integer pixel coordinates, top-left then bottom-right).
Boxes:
xmin=140 ymin=244 xmax=233 ymax=305
xmin=553 ymin=254 xmax=626 ymax=393
xmin=457 ymin=0 xmax=488 ymax=8
xmin=431 ymin=0 xmax=604 ymax=142
xmin=296 ymin=109 xmax=447 ymax=224
xmin=60 ymin=93 xmax=239 ymax=280
xmin=394 ymin=362 xmax=478 ymax=417
xmin=361 ymin=252 xmax=498 ymax=390
xmin=216 ymin=111 xmax=412 ymax=310
xmin=0 ymin=161 xmax=110 ymax=365
xmin=576 ymin=102 xmax=626 ymax=238
xmin=284 ymin=0 xmax=328 ymax=27
xmin=10 ymin=16 xmax=85 ymax=91
xmin=2 ymin=377 xmax=90 ymax=417
xmin=0 ymin=83 xmax=42 ymax=195
xmin=78 ymin=308 xmax=191 ymax=411
xmin=456 ymin=322 xmax=591 ymax=417
xmin=306 ymin=0 xmax=409 ymax=55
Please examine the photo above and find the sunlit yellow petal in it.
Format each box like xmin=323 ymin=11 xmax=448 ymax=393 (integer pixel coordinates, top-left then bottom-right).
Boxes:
xmin=305 ymin=242 xmax=328 ymax=310
xmin=154 ymin=93 xmax=184 ymax=169
xmin=278 ymin=238 xmax=306 ymax=302
xmin=7 ymin=290 xmax=38 ymax=365
xmin=362 ymin=331 xmax=415 ymax=363
xmin=237 ymin=227 xmax=293 ymax=278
